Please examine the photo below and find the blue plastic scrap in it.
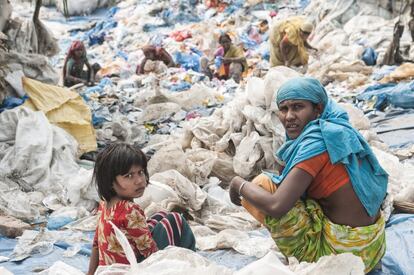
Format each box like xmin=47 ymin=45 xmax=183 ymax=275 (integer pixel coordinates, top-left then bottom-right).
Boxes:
xmin=239 ymin=33 xmax=259 ymax=50
xmin=357 ymin=80 xmax=414 ymax=110
xmin=168 ymin=81 xmax=192 ymax=92
xmin=174 ymin=51 xmax=201 ymax=72
xmin=362 ymin=47 xmax=378 ymax=66
xmin=0 ymin=96 xmax=28 ymax=113
xmin=81 ymin=7 xmax=119 ymax=46
xmin=47 ymin=216 xmax=75 ymax=230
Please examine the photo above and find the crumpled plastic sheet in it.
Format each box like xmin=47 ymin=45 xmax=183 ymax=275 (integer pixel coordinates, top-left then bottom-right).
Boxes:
xmin=371 ymin=214 xmax=414 ymax=275
xmin=149 ymin=169 xmax=208 ymax=211
xmin=362 ymin=47 xmax=378 ymax=66
xmin=370 ymin=111 xmax=414 ymax=149
xmin=0 ymin=107 xmax=98 ymax=222
xmin=0 ymin=96 xmax=27 ymax=113
xmin=357 ymin=80 xmax=414 ymax=110
xmin=0 ymin=51 xmax=60 ymax=85
xmin=0 ymin=231 xmax=92 ymax=274
xmin=55 ymin=0 xmax=112 ymax=16
xmin=195 ymin=228 xmax=277 ymax=258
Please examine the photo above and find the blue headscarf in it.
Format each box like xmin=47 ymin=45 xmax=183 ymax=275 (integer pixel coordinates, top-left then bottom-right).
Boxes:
xmin=269 ymin=77 xmax=388 ymax=217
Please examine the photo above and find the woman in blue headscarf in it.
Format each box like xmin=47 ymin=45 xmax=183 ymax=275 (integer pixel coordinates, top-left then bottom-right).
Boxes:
xmin=229 ymin=77 xmax=388 ymax=273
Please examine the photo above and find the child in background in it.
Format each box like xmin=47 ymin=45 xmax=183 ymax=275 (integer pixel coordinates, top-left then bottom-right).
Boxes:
xmin=87 ymin=143 xmax=195 ymax=274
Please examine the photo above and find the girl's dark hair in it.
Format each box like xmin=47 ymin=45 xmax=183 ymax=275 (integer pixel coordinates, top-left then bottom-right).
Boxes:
xmin=219 ymin=33 xmax=232 ymax=44
xmin=93 ymin=143 xmax=149 ymax=202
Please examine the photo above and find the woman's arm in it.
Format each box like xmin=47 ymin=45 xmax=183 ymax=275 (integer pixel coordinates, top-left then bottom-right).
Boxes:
xmin=160 ymin=49 xmax=175 ymax=67
xmin=279 ymin=39 xmax=291 ymax=66
xmin=230 ymin=168 xmax=313 ymax=219
xmin=304 ymin=40 xmax=317 ymax=51
xmin=85 ymin=59 xmax=93 ymax=83
xmin=87 ymin=243 xmax=99 ymax=275
xmin=137 ymin=58 xmax=148 ymax=74
xmin=222 ymin=56 xmax=246 ymax=64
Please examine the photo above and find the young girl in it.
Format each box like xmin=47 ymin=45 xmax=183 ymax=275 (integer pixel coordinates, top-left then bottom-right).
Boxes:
xmin=87 ymin=143 xmax=196 ymax=274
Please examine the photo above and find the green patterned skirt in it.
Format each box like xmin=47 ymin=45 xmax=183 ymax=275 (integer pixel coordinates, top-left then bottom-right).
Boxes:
xmin=264 ymin=199 xmax=385 ymax=273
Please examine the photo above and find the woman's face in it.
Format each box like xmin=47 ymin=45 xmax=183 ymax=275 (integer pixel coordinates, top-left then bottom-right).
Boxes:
xmin=278 ymin=99 xmax=322 ymax=139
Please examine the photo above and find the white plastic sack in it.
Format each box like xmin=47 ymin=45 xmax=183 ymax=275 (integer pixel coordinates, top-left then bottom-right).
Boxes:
xmin=4 ymin=70 xmax=25 ymax=97
xmin=168 ymin=83 xmax=223 ymax=111
xmin=0 ymin=0 xmax=12 ymax=32
xmin=0 ymin=107 xmax=93 ymax=222
xmin=135 ymin=180 xmax=181 ymax=210
xmin=95 ymin=224 xmax=232 ymax=275
xmin=0 ymin=51 xmax=59 ymax=84
xmin=339 ymin=103 xmax=371 ymax=130
xmin=56 ymin=0 xmax=112 ymax=16
xmin=139 ymin=102 xmax=182 ymax=123
xmin=196 ymin=229 xmax=276 ymax=258
xmin=38 ymin=261 xmax=84 ymax=275
xmin=68 ymin=168 xmax=98 ymax=207
xmin=233 ymin=132 xmax=263 ymax=178
xmin=372 ymin=147 xmax=414 ymax=197
xmin=235 ymin=251 xmax=294 ymax=275
xmin=148 ymin=143 xmax=190 ymax=178
xmin=245 ymin=77 xmax=266 ymax=107
xmin=188 ymin=118 xmax=223 ymax=149
xmin=210 ymin=152 xmax=238 ymax=184
xmin=290 ymin=252 xmax=365 ymax=275
xmin=150 ymin=170 xmax=207 ymax=212
xmin=263 ymin=67 xmax=301 ymax=110
xmin=185 ymin=148 xmax=217 ymax=186
xmin=6 ymin=16 xmax=59 ymax=57
xmin=200 ymin=195 xmax=260 ymax=232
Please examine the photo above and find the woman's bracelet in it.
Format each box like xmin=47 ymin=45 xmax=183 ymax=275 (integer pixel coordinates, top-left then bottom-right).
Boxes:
xmin=238 ymin=180 xmax=249 ymax=196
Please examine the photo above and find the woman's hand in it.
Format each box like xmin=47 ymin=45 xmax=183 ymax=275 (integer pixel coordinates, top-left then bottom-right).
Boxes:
xmin=229 ymin=176 xmax=245 ymax=206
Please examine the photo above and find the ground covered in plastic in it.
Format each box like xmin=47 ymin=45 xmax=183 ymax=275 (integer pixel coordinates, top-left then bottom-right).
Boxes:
xmin=1 ymin=215 xmax=414 ymax=274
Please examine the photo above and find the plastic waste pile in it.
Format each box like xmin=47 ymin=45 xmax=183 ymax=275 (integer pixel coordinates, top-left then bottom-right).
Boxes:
xmin=1 ymin=0 xmax=414 ymax=274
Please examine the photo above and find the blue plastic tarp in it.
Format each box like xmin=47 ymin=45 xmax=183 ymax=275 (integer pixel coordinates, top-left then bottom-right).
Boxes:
xmin=371 ymin=214 xmax=414 ymax=275
xmin=357 ymin=81 xmax=414 ymax=110
xmin=0 ymin=234 xmax=92 ymax=274
xmin=81 ymin=7 xmax=119 ymax=46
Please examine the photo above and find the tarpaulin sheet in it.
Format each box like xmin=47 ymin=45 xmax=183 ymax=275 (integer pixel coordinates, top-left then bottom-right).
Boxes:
xmin=23 ymin=77 xmax=97 ymax=153
xmin=371 ymin=214 xmax=414 ymax=275
xmin=357 ymin=81 xmax=414 ymax=110
xmin=0 ymin=236 xmax=90 ymax=274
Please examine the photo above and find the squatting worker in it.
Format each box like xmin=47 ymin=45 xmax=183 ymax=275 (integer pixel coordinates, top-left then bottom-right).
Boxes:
xmin=136 ymin=45 xmax=175 ymax=75
xmin=229 ymin=77 xmax=388 ymax=273
xmin=269 ymin=17 xmax=317 ymax=68
xmin=200 ymin=33 xmax=248 ymax=83
xmin=63 ymin=40 xmax=100 ymax=87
